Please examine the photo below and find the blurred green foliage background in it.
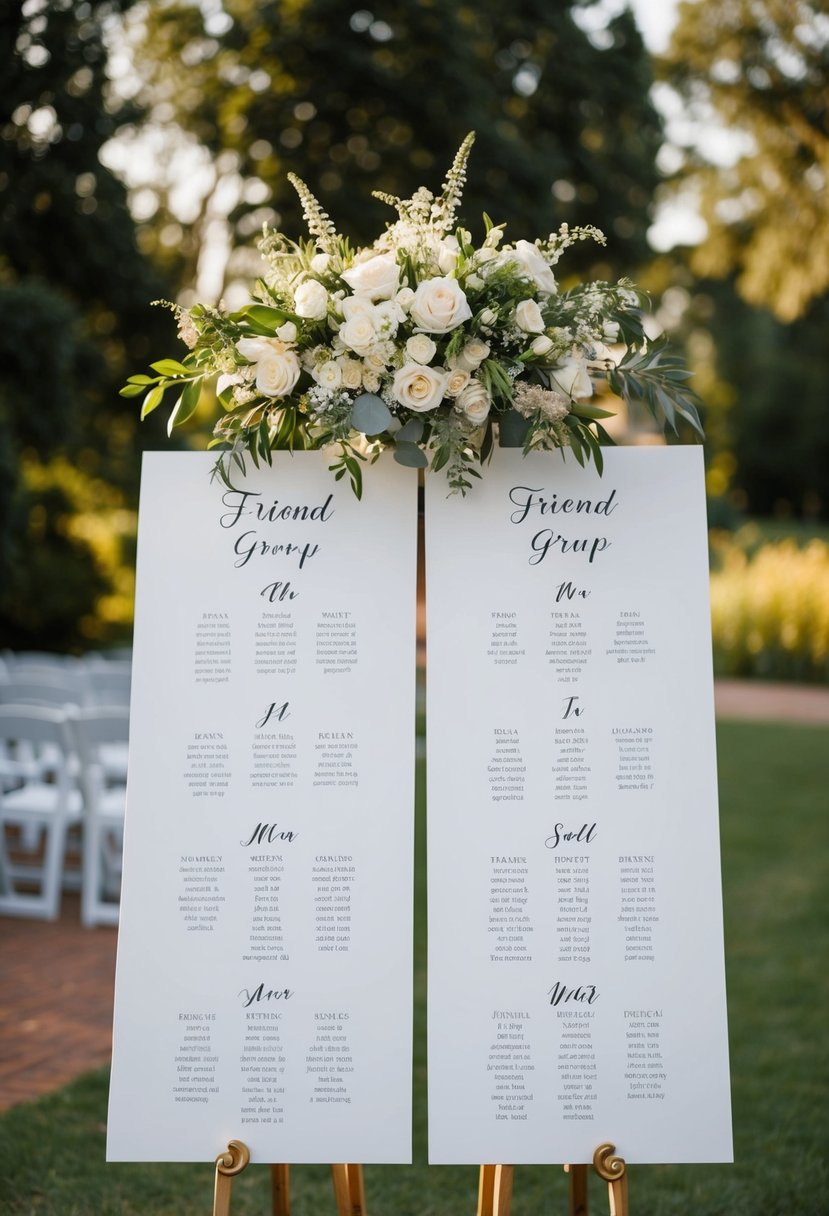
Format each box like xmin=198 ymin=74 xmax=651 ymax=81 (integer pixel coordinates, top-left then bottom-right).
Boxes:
xmin=1 ymin=0 xmax=827 ymax=671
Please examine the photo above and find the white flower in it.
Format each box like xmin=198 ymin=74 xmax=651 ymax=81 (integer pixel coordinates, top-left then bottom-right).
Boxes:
xmin=340 ymin=294 xmax=375 ymax=321
xmin=479 ymin=307 xmax=497 ymax=326
xmin=341 ymin=252 xmax=400 ymax=301
xmin=515 ymin=299 xmax=545 ymax=334
xmin=530 ymin=334 xmax=554 ymax=356
xmin=362 ymin=369 xmax=381 ymax=392
xmin=310 ymin=253 xmax=330 ymax=274
xmin=396 ymin=286 xmax=415 ymax=310
xmin=474 ymin=246 xmax=498 ymax=264
xmin=217 ymin=372 xmax=241 ymax=396
xmin=438 ymin=236 xmax=460 ymax=274
xmin=406 ymin=334 xmax=437 ymax=364
xmin=510 ymin=240 xmax=557 ymax=294
xmin=410 ymin=276 xmax=472 ymax=334
xmin=294 ymin=278 xmax=329 ymax=320
xmin=338 ymin=358 xmax=363 ymax=390
xmin=237 ymin=336 xmax=279 ymax=362
xmin=276 ymin=321 xmax=298 ymax=343
xmin=392 ymin=362 xmax=448 ymax=412
xmin=452 ymin=337 xmax=490 ymax=372
xmin=255 ymin=349 xmax=301 ymax=398
xmin=339 ymin=312 xmax=378 ymax=356
xmin=603 ymin=320 xmax=620 ymax=342
xmin=456 ymin=380 xmax=491 ymax=424
xmin=445 ymin=367 xmax=470 ymax=397
xmin=551 ymin=357 xmax=593 ymax=399
xmin=465 ymin=273 xmax=484 ymax=290
xmin=314 ymin=360 xmax=342 ymax=390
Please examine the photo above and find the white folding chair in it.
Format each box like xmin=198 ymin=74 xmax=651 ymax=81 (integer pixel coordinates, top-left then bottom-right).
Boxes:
xmin=0 ymin=706 xmax=82 ymax=920
xmin=85 ymin=666 xmax=131 ymax=708
xmin=68 ymin=707 xmax=129 ymax=927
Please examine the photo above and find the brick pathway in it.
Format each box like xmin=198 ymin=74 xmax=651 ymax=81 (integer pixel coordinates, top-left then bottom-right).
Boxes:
xmin=1 ymin=680 xmax=827 ymax=1114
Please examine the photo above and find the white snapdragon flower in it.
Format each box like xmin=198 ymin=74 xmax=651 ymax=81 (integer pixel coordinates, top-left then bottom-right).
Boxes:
xmin=406 ymin=334 xmax=437 ymax=365
xmin=410 ymin=276 xmax=472 ymax=333
xmin=515 ymin=299 xmax=546 ymax=334
xmin=437 ymin=236 xmax=460 ymax=274
xmin=456 ymin=380 xmax=491 ymax=424
xmin=393 ymin=362 xmax=448 ymax=412
xmin=341 ymin=251 xmax=400 ymax=301
xmin=294 ymin=278 xmax=329 ymax=319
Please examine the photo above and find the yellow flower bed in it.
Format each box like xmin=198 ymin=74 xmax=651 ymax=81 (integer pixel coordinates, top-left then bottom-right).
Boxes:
xmin=710 ymin=536 xmax=829 ymax=681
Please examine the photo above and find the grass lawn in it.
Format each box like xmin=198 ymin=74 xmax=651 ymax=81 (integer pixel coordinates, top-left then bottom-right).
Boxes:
xmin=2 ymin=720 xmax=827 ymax=1215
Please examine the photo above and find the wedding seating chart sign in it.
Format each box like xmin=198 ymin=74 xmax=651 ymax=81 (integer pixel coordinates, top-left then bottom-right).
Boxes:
xmin=426 ymin=447 xmax=732 ymax=1165
xmin=107 ymin=452 xmax=417 ymax=1163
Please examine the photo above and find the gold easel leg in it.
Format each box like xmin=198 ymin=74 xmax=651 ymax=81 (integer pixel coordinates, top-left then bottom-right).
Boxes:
xmin=331 ymin=1164 xmax=353 ymax=1216
xmin=492 ymin=1164 xmax=514 ymax=1216
xmin=477 ymin=1164 xmax=497 ymax=1216
xmin=344 ymin=1163 xmax=366 ymax=1215
xmin=270 ymin=1163 xmax=291 ymax=1216
xmin=564 ymin=1163 xmax=589 ymax=1216
xmin=212 ymin=1140 xmax=251 ymax=1216
xmin=593 ymin=1143 xmax=628 ymax=1216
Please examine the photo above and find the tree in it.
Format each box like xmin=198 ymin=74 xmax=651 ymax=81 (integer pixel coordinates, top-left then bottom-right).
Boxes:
xmin=662 ymin=0 xmax=829 ymax=322
xmin=128 ymin=0 xmax=663 ymax=288
xmin=0 ymin=0 xmax=175 ymax=647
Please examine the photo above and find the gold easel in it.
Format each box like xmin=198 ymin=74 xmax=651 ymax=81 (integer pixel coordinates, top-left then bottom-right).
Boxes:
xmin=476 ymin=1142 xmax=628 ymax=1216
xmin=211 ymin=1142 xmax=366 ymax=1216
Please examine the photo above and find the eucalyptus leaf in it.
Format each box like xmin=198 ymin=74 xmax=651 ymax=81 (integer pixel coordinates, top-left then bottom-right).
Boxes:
xmin=350 ymin=393 xmax=393 ymax=435
xmin=393 ymin=441 xmax=428 ymax=468
xmin=396 ymin=418 xmax=425 ymax=444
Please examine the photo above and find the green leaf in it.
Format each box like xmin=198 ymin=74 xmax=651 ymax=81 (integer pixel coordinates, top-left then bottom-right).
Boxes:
xmin=569 ymin=401 xmax=616 ymax=421
xmin=393 ymin=441 xmax=429 ymax=468
xmin=119 ymin=383 xmax=146 ymax=398
xmin=232 ymin=303 xmax=289 ymax=329
xmin=127 ymin=373 xmax=156 ymax=385
xmin=396 ymin=418 xmax=425 ymax=445
xmin=150 ymin=358 xmax=190 ymax=377
xmin=350 ymin=393 xmax=393 ymax=436
xmin=166 ymin=378 xmax=203 ymax=434
xmin=140 ymin=385 xmax=165 ymax=419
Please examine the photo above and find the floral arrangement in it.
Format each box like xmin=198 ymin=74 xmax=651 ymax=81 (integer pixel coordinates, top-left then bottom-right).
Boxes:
xmin=123 ymin=133 xmax=702 ymax=496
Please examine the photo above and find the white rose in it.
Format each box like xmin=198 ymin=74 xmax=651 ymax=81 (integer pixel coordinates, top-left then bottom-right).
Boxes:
xmin=340 ymin=294 xmax=375 ymax=321
xmin=396 ymin=286 xmax=415 ymax=310
xmin=339 ymin=312 xmax=378 ymax=356
xmin=310 ymin=252 xmax=330 ymax=273
xmin=515 ymin=298 xmax=545 ymax=334
xmin=341 ymin=252 xmax=400 ymax=301
xmin=410 ymin=276 xmax=472 ymax=334
xmin=392 ymin=362 xmax=448 ymax=413
xmin=456 ymin=380 xmax=491 ymax=425
xmin=453 ymin=337 xmax=490 ymax=372
xmin=445 ymin=368 xmax=470 ymax=397
xmin=255 ymin=349 xmax=301 ymax=398
xmin=551 ymin=358 xmax=593 ymax=399
xmin=510 ymin=239 xmax=557 ymax=294
xmin=294 ymin=279 xmax=329 ymax=320
xmin=338 ymin=358 xmax=363 ymax=390
xmin=276 ymin=321 xmax=298 ymax=343
xmin=530 ymin=334 xmax=554 ymax=356
xmin=314 ymin=360 xmax=342 ymax=390
xmin=406 ymin=334 xmax=437 ymax=365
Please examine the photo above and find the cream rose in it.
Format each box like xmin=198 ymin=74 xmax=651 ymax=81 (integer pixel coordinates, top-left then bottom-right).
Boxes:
xmin=515 ymin=299 xmax=545 ymax=334
xmin=236 ymin=336 xmax=279 ymax=362
xmin=410 ymin=276 xmax=472 ymax=334
xmin=338 ymin=358 xmax=363 ymax=390
xmin=406 ymin=334 xmax=437 ymax=365
xmin=294 ymin=279 xmax=329 ymax=320
xmin=456 ymin=380 xmax=491 ymax=424
xmin=255 ymin=349 xmax=301 ymax=398
xmin=339 ymin=312 xmax=378 ymax=356
xmin=453 ymin=337 xmax=490 ymax=372
xmin=392 ymin=362 xmax=448 ymax=412
xmin=445 ymin=367 xmax=470 ymax=397
xmin=341 ymin=252 xmax=400 ymax=301
xmin=314 ymin=360 xmax=342 ymax=390
xmin=510 ymin=239 xmax=557 ymax=294
xmin=362 ymin=369 xmax=381 ymax=392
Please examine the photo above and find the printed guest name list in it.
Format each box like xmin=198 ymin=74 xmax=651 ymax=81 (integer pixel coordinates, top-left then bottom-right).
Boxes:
xmin=107 ymin=452 xmax=418 ymax=1163
xmin=426 ymin=447 xmax=732 ymax=1165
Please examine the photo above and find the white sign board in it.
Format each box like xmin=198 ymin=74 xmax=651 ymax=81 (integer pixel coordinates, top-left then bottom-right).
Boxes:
xmin=108 ymin=452 xmax=417 ymax=1163
xmin=426 ymin=447 xmax=732 ymax=1164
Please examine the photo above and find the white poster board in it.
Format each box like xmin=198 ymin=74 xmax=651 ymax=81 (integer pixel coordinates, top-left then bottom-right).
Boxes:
xmin=426 ymin=447 xmax=732 ymax=1164
xmin=107 ymin=452 xmax=417 ymax=1163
